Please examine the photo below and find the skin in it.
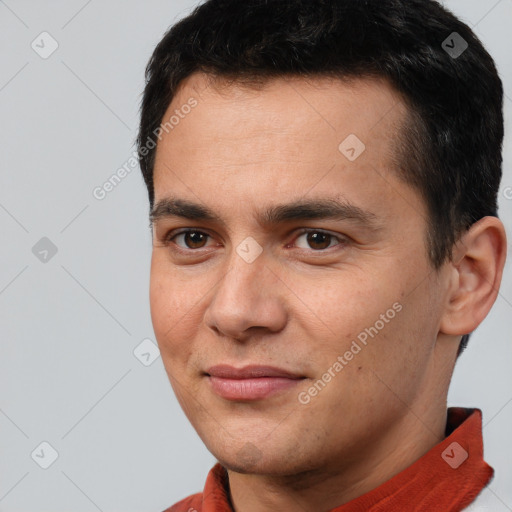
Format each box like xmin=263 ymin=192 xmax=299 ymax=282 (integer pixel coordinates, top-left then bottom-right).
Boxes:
xmin=149 ymin=71 xmax=507 ymax=512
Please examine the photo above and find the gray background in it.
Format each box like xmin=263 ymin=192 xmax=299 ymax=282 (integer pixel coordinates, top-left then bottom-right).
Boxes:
xmin=0 ymin=1 xmax=511 ymax=511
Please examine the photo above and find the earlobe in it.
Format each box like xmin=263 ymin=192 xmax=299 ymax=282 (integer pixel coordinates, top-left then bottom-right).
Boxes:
xmin=439 ymin=216 xmax=507 ymax=336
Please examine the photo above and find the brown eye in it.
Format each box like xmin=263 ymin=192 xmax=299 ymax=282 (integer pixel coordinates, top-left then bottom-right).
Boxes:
xmin=294 ymin=230 xmax=343 ymax=251
xmin=172 ymin=230 xmax=210 ymax=249
xmin=306 ymin=232 xmax=332 ymax=250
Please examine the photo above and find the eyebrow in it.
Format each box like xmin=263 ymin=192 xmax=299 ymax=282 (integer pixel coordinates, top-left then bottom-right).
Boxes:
xmin=150 ymin=195 xmax=382 ymax=231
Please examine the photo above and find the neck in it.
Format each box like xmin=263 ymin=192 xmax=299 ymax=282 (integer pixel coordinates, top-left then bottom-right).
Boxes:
xmin=227 ymin=406 xmax=446 ymax=512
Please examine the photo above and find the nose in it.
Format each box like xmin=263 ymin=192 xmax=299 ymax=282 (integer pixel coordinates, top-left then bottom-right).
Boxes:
xmin=203 ymin=247 xmax=288 ymax=342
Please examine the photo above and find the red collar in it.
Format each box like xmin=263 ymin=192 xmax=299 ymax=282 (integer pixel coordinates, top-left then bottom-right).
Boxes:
xmin=165 ymin=407 xmax=493 ymax=511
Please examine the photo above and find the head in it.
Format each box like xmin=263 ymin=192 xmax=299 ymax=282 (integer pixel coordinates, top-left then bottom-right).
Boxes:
xmin=138 ymin=0 xmax=506 ymax=478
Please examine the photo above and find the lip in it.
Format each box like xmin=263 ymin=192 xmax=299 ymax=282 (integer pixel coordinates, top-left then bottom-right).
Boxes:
xmin=205 ymin=365 xmax=305 ymax=401
xmin=206 ymin=364 xmax=303 ymax=379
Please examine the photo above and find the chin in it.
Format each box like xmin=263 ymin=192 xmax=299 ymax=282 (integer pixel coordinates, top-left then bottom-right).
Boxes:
xmin=211 ymin=441 xmax=316 ymax=477
xmin=222 ymin=441 xmax=266 ymax=473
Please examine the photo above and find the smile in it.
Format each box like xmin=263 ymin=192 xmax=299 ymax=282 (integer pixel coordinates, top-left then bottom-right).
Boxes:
xmin=205 ymin=365 xmax=306 ymax=401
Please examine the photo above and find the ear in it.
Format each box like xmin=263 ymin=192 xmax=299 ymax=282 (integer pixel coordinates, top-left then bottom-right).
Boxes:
xmin=439 ymin=216 xmax=508 ymax=336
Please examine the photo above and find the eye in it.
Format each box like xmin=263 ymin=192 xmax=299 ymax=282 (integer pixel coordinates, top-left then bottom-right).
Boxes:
xmin=292 ymin=229 xmax=346 ymax=251
xmin=167 ymin=229 xmax=214 ymax=250
xmin=163 ymin=228 xmax=347 ymax=253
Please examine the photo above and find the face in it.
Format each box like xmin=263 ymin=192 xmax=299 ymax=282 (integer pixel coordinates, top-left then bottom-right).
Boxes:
xmin=149 ymin=72 xmax=451 ymax=476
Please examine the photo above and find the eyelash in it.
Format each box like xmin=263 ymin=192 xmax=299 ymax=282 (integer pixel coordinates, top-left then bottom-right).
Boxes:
xmin=162 ymin=228 xmax=348 ymax=254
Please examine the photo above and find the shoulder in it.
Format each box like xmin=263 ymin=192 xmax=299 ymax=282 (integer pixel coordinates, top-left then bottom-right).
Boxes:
xmin=161 ymin=492 xmax=202 ymax=512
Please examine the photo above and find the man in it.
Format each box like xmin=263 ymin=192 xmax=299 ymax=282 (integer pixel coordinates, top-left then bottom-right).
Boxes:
xmin=137 ymin=0 xmax=507 ymax=510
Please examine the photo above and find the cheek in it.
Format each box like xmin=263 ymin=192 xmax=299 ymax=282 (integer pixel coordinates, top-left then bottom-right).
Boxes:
xmin=149 ymin=254 xmax=211 ymax=365
xmin=309 ymin=275 xmax=416 ymax=371
xmin=150 ymin=257 xmax=188 ymax=357
xmin=290 ymin=270 xmax=395 ymax=334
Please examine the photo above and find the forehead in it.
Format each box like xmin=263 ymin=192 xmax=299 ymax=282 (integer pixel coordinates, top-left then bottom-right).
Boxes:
xmin=170 ymin=71 xmax=407 ymax=128
xmin=155 ymin=71 xmax=408 ymax=172
xmin=152 ymin=71 xmax=425 ymax=229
